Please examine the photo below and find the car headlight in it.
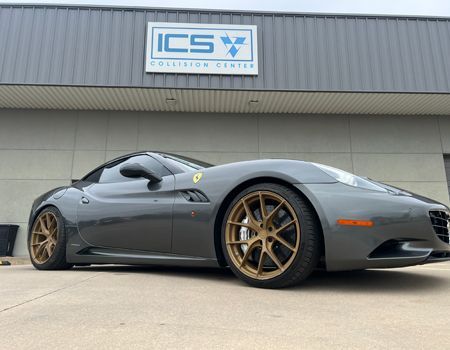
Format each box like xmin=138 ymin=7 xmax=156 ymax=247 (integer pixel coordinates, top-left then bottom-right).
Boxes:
xmin=312 ymin=163 xmax=387 ymax=192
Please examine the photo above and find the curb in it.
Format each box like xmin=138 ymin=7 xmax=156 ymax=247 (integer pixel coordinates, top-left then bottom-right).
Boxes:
xmin=0 ymin=257 xmax=31 ymax=265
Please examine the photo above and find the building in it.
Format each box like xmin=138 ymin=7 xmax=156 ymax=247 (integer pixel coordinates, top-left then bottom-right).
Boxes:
xmin=1 ymin=3 xmax=450 ymax=256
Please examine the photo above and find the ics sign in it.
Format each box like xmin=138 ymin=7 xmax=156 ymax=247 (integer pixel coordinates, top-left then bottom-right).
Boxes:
xmin=146 ymin=22 xmax=258 ymax=75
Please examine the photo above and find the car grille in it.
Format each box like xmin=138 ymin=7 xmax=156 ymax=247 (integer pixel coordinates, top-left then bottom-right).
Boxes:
xmin=429 ymin=210 xmax=450 ymax=244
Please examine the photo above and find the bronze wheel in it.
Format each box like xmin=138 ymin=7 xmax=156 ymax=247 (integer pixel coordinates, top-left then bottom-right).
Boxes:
xmin=225 ymin=190 xmax=301 ymax=280
xmin=222 ymin=183 xmax=321 ymax=288
xmin=30 ymin=211 xmax=59 ymax=264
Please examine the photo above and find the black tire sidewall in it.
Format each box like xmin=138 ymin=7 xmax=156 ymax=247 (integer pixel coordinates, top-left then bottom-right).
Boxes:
xmin=221 ymin=183 xmax=320 ymax=288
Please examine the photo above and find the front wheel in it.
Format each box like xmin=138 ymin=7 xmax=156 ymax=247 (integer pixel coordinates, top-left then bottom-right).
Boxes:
xmin=221 ymin=183 xmax=321 ymax=288
xmin=29 ymin=207 xmax=73 ymax=270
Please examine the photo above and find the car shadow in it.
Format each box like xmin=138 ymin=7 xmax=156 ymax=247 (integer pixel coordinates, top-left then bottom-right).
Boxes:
xmin=74 ymin=264 xmax=236 ymax=283
xmin=298 ymin=269 xmax=447 ymax=293
xmin=73 ymin=264 xmax=448 ymax=293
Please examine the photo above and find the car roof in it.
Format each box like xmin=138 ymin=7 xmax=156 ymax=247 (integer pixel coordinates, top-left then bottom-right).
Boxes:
xmin=79 ymin=151 xmax=211 ymax=182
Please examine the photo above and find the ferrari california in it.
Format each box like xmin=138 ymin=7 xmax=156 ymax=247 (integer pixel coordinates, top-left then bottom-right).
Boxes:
xmin=28 ymin=152 xmax=450 ymax=288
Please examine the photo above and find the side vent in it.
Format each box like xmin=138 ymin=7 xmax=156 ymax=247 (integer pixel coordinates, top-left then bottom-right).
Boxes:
xmin=179 ymin=190 xmax=209 ymax=203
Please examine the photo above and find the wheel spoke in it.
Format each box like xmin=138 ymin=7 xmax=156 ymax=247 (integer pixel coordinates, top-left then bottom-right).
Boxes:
xmin=240 ymin=240 xmax=259 ymax=267
xmin=46 ymin=214 xmax=51 ymax=227
xmin=227 ymin=220 xmax=258 ymax=232
xmin=50 ymin=226 xmax=57 ymax=238
xmin=50 ymin=242 xmax=57 ymax=255
xmin=241 ymin=199 xmax=258 ymax=226
xmin=266 ymin=200 xmax=286 ymax=223
xmin=274 ymin=235 xmax=296 ymax=252
xmin=226 ymin=238 xmax=252 ymax=245
xmin=45 ymin=243 xmax=53 ymax=257
xmin=256 ymin=250 xmax=266 ymax=277
xmin=259 ymin=192 xmax=267 ymax=221
xmin=49 ymin=219 xmax=55 ymax=232
xmin=266 ymin=246 xmax=284 ymax=271
xmin=39 ymin=217 xmax=47 ymax=232
xmin=35 ymin=242 xmax=47 ymax=260
xmin=33 ymin=230 xmax=48 ymax=237
xmin=274 ymin=220 xmax=297 ymax=251
xmin=275 ymin=220 xmax=297 ymax=235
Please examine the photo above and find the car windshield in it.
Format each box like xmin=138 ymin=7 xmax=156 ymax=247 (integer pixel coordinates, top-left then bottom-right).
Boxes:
xmin=159 ymin=153 xmax=213 ymax=171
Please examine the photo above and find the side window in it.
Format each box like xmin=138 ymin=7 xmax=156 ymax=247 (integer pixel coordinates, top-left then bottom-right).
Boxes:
xmin=83 ymin=168 xmax=104 ymax=183
xmin=99 ymin=155 xmax=170 ymax=184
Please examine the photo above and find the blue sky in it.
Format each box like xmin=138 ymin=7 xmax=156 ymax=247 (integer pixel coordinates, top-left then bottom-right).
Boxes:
xmin=1 ymin=0 xmax=449 ymax=17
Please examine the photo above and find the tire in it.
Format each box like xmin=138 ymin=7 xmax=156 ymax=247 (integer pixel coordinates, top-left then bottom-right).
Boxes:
xmin=28 ymin=207 xmax=73 ymax=270
xmin=221 ymin=183 xmax=321 ymax=288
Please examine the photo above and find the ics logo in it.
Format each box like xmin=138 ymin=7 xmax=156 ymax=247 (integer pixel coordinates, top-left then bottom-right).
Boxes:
xmin=146 ymin=22 xmax=258 ymax=75
xmin=220 ymin=33 xmax=247 ymax=57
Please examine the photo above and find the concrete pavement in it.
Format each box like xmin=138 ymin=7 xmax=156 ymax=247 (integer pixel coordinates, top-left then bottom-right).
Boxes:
xmin=0 ymin=256 xmax=31 ymax=265
xmin=1 ymin=262 xmax=450 ymax=349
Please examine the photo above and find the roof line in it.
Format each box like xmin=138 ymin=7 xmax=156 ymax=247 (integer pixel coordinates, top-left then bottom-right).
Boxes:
xmin=1 ymin=2 xmax=450 ymax=20
xmin=1 ymin=83 xmax=450 ymax=95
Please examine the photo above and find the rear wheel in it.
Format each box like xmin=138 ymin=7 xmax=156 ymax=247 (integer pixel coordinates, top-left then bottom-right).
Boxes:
xmin=29 ymin=207 xmax=73 ymax=270
xmin=221 ymin=183 xmax=321 ymax=288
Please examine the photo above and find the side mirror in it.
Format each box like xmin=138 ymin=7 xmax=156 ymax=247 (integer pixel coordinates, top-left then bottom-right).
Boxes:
xmin=120 ymin=163 xmax=162 ymax=183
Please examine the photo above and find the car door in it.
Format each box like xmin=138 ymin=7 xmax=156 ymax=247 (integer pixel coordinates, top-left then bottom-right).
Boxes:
xmin=76 ymin=154 xmax=175 ymax=253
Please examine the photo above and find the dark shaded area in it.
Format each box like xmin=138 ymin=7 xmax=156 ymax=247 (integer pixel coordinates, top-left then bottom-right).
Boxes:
xmin=298 ymin=269 xmax=448 ymax=293
xmin=73 ymin=264 xmax=448 ymax=293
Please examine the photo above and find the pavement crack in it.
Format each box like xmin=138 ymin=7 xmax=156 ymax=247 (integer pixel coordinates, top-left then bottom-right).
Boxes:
xmin=0 ymin=273 xmax=102 ymax=314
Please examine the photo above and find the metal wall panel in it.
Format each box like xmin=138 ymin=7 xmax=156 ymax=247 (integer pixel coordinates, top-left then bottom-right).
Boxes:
xmin=445 ymin=155 xmax=450 ymax=199
xmin=0 ymin=5 xmax=450 ymax=92
xmin=0 ymin=85 xmax=449 ymax=115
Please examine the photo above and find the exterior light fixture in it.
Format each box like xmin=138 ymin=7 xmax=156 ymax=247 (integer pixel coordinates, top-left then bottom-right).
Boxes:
xmin=166 ymin=98 xmax=177 ymax=106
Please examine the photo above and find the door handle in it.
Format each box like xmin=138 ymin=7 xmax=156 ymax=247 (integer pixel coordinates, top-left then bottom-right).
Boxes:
xmin=81 ymin=197 xmax=90 ymax=204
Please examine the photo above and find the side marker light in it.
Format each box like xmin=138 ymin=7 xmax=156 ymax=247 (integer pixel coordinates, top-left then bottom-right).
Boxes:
xmin=337 ymin=219 xmax=374 ymax=227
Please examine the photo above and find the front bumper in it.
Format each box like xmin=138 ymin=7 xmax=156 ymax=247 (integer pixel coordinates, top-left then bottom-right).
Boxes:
xmin=296 ymin=183 xmax=450 ymax=271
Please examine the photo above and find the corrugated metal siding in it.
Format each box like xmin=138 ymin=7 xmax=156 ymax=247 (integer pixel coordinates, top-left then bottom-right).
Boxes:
xmin=445 ymin=155 xmax=450 ymax=198
xmin=0 ymin=5 xmax=450 ymax=92
xmin=0 ymin=85 xmax=449 ymax=114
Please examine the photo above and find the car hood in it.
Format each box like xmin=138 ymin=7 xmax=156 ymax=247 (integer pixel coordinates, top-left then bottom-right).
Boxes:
xmin=374 ymin=181 xmax=448 ymax=207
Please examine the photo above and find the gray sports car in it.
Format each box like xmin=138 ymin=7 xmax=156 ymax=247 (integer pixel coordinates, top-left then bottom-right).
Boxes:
xmin=28 ymin=152 xmax=450 ymax=288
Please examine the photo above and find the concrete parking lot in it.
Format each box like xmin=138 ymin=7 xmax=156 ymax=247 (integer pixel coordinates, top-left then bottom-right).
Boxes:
xmin=1 ymin=262 xmax=450 ymax=349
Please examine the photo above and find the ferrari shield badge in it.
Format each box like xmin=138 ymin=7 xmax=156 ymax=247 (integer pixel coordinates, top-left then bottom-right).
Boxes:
xmin=193 ymin=172 xmax=203 ymax=184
